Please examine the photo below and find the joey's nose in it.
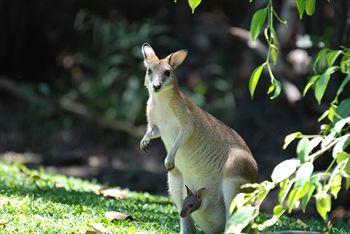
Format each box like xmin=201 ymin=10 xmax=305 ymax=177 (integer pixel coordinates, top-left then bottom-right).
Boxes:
xmin=153 ymin=84 xmax=161 ymax=92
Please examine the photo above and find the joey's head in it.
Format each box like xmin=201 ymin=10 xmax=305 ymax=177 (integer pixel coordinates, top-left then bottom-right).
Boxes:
xmin=141 ymin=43 xmax=188 ymax=94
xmin=180 ymin=186 xmax=206 ymax=218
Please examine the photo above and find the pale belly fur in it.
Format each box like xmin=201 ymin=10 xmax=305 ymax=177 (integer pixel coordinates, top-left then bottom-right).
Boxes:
xmin=152 ymin=98 xmax=227 ymax=233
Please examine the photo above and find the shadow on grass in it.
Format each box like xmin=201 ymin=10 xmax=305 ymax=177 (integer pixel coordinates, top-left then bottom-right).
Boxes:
xmin=0 ymin=179 xmax=179 ymax=233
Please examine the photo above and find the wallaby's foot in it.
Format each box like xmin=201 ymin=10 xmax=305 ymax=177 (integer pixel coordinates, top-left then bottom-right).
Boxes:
xmin=140 ymin=138 xmax=151 ymax=153
xmin=164 ymin=157 xmax=175 ymax=171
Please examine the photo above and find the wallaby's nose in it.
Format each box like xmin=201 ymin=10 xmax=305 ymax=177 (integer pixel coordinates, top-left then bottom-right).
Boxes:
xmin=153 ymin=84 xmax=161 ymax=92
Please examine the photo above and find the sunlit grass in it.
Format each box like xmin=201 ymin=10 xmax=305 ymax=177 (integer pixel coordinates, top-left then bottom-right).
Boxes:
xmin=0 ymin=162 xmax=348 ymax=233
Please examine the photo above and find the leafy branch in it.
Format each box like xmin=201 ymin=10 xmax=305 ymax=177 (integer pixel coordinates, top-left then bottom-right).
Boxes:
xmin=179 ymin=0 xmax=350 ymax=232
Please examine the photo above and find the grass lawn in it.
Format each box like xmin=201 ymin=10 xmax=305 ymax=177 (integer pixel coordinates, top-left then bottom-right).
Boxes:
xmin=0 ymin=161 xmax=349 ymax=233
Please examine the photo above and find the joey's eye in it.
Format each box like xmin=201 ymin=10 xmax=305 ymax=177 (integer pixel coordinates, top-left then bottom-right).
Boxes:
xmin=147 ymin=69 xmax=153 ymax=75
xmin=189 ymin=204 xmax=194 ymax=208
xmin=163 ymin=70 xmax=171 ymax=77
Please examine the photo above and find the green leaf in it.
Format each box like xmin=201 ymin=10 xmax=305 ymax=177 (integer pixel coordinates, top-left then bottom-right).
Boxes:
xmin=226 ymin=205 xmax=257 ymax=234
xmin=270 ymin=79 xmax=282 ymax=99
xmin=336 ymin=75 xmax=350 ymax=99
xmin=287 ymin=186 xmax=299 ymax=213
xmin=249 ymin=64 xmax=265 ymax=98
xmin=278 ymin=179 xmax=294 ymax=204
xmin=316 ymin=194 xmax=331 ymax=220
xmin=330 ymin=174 xmax=342 ymax=199
xmin=267 ymin=84 xmax=275 ymax=94
xmin=283 ymin=132 xmax=303 ymax=149
xmin=305 ymin=0 xmax=316 ymax=16
xmin=250 ymin=8 xmax=268 ymax=41
xmin=335 ymin=98 xmax=350 ymax=122
xmin=318 ymin=109 xmax=329 ymax=122
xmin=313 ymin=48 xmax=329 ymax=74
xmin=303 ymin=75 xmax=320 ymax=96
xmin=271 ymin=47 xmax=278 ymax=65
xmin=187 ymin=0 xmax=202 ymax=13
xmin=333 ymin=136 xmax=350 ymax=158
xmin=334 ymin=116 xmax=350 ymax=134
xmin=271 ymin=159 xmax=300 ymax=183
xmin=327 ymin=105 xmax=337 ymax=123
xmin=230 ymin=193 xmax=246 ymax=214
xmin=296 ymin=0 xmax=306 ymax=19
xmin=326 ymin=50 xmax=342 ymax=67
xmin=301 ymin=184 xmax=316 ymax=212
xmin=309 ymin=136 xmax=323 ymax=152
xmin=255 ymin=205 xmax=285 ymax=231
xmin=340 ymin=54 xmax=350 ymax=74
xmin=295 ymin=180 xmax=311 ymax=200
xmin=295 ymin=162 xmax=314 ymax=187
xmin=314 ymin=66 xmax=339 ymax=104
xmin=297 ymin=137 xmax=311 ymax=162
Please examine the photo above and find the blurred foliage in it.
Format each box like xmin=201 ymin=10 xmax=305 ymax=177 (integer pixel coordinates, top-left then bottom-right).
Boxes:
xmin=183 ymin=0 xmax=350 ymax=233
xmin=62 ymin=10 xmax=174 ymax=125
xmin=227 ymin=2 xmax=350 ymax=234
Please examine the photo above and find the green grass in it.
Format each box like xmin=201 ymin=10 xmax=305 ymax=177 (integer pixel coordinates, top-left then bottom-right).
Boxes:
xmin=0 ymin=162 xmax=349 ymax=233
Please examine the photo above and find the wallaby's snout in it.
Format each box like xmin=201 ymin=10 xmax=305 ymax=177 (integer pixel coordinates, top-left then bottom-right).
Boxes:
xmin=141 ymin=43 xmax=188 ymax=94
xmin=153 ymin=83 xmax=162 ymax=92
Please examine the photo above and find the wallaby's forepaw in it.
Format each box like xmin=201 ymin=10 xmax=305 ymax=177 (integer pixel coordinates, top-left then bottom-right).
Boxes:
xmin=140 ymin=138 xmax=150 ymax=153
xmin=164 ymin=158 xmax=175 ymax=171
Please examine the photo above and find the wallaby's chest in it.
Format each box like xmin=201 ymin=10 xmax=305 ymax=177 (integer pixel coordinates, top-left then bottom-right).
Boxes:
xmin=150 ymin=98 xmax=180 ymax=150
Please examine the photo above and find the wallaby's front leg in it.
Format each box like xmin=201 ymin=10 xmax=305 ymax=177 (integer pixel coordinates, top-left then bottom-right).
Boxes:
xmin=140 ymin=125 xmax=160 ymax=153
xmin=164 ymin=126 xmax=192 ymax=171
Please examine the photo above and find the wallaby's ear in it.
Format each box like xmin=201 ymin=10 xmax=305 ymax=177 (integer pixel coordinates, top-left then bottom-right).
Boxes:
xmin=185 ymin=185 xmax=193 ymax=196
xmin=142 ymin=43 xmax=159 ymax=66
xmin=196 ymin=188 xmax=206 ymax=200
xmin=167 ymin=49 xmax=188 ymax=68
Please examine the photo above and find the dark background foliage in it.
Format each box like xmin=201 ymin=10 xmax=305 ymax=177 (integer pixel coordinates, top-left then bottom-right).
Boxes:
xmin=0 ymin=0 xmax=349 ymax=214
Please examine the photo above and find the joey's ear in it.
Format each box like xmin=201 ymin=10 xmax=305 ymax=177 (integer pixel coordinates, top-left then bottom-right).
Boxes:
xmin=167 ymin=49 xmax=188 ymax=68
xmin=185 ymin=185 xmax=193 ymax=196
xmin=142 ymin=43 xmax=159 ymax=66
xmin=196 ymin=188 xmax=206 ymax=200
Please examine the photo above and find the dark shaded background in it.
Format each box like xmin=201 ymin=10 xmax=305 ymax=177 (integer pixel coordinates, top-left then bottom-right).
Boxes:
xmin=0 ymin=0 xmax=349 ymax=213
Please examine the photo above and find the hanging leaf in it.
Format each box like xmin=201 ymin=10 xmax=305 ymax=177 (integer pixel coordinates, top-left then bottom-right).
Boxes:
xmin=313 ymin=48 xmax=329 ymax=74
xmin=283 ymin=132 xmax=303 ymax=149
xmin=296 ymin=137 xmax=311 ymax=162
xmin=278 ymin=179 xmax=294 ymax=204
xmin=271 ymin=159 xmax=300 ymax=183
xmin=303 ymin=75 xmax=320 ymax=96
xmin=188 ymin=0 xmax=202 ymax=14
xmin=314 ymin=66 xmax=339 ymax=104
xmin=296 ymin=0 xmax=306 ymax=19
xmin=250 ymin=8 xmax=268 ymax=41
xmin=249 ymin=64 xmax=265 ymax=98
xmin=226 ymin=205 xmax=257 ymax=234
xmin=305 ymin=0 xmax=316 ymax=16
xmin=340 ymin=54 xmax=350 ymax=74
xmin=336 ymin=75 xmax=350 ymax=99
xmin=326 ymin=50 xmax=342 ymax=67
xmin=332 ymin=136 xmax=350 ymax=158
xmin=316 ymin=194 xmax=331 ymax=220
xmin=334 ymin=98 xmax=350 ymax=123
xmin=270 ymin=78 xmax=282 ymax=99
xmin=295 ymin=162 xmax=314 ymax=187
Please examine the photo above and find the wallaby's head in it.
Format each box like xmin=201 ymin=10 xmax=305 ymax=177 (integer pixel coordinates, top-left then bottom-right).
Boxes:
xmin=142 ymin=43 xmax=188 ymax=93
xmin=180 ymin=185 xmax=206 ymax=218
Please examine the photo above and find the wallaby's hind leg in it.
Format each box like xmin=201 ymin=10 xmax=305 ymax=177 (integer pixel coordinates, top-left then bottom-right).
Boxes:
xmin=168 ymin=169 xmax=195 ymax=234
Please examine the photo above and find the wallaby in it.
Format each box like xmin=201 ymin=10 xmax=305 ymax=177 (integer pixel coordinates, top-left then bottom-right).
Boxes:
xmin=140 ymin=43 xmax=258 ymax=234
xmin=180 ymin=186 xmax=206 ymax=219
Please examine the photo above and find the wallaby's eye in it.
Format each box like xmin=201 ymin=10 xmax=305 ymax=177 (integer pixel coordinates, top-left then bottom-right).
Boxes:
xmin=163 ymin=70 xmax=171 ymax=77
xmin=147 ymin=69 xmax=153 ymax=75
xmin=189 ymin=204 xmax=194 ymax=208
